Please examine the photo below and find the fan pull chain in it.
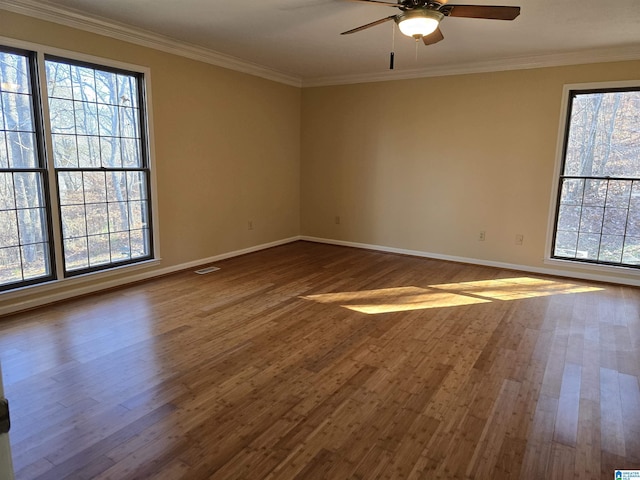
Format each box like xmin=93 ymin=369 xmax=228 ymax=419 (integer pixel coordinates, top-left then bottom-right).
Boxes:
xmin=389 ymin=22 xmax=396 ymax=70
xmin=415 ymin=38 xmax=419 ymax=62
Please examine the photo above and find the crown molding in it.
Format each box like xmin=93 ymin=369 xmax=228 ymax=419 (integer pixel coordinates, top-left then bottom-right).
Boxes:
xmin=302 ymin=45 xmax=640 ymax=87
xmin=0 ymin=0 xmax=303 ymax=88
xmin=2 ymin=0 xmax=639 ymax=89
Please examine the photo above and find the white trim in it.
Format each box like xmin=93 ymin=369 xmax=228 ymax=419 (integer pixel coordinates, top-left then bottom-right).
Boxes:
xmin=544 ymin=80 xmax=640 ymax=274
xmin=302 ymin=46 xmax=640 ymax=87
xmin=0 ymin=0 xmax=302 ymax=88
xmin=300 ymin=236 xmax=640 ymax=287
xmin=2 ymin=0 xmax=640 ymax=89
xmin=0 ymin=237 xmax=301 ymax=317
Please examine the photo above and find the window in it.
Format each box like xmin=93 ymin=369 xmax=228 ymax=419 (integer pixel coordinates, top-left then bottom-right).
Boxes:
xmin=46 ymin=57 xmax=152 ymax=275
xmin=0 ymin=45 xmax=154 ymax=292
xmin=551 ymin=86 xmax=640 ymax=268
xmin=0 ymin=47 xmax=54 ymax=289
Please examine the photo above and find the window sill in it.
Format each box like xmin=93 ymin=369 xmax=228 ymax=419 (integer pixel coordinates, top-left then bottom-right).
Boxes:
xmin=0 ymin=258 xmax=162 ymax=312
xmin=544 ymin=257 xmax=640 ymax=277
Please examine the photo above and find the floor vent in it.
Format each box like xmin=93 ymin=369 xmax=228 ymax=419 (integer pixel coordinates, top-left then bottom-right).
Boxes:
xmin=195 ymin=266 xmax=220 ymax=275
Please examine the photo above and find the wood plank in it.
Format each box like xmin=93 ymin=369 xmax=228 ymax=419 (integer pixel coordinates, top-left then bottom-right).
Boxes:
xmin=0 ymin=241 xmax=637 ymax=479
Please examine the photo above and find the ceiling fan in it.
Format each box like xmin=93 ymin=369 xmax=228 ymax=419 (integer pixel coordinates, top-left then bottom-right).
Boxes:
xmin=341 ymin=0 xmax=521 ymax=46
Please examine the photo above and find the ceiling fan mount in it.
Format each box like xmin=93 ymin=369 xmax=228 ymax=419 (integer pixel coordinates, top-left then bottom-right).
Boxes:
xmin=342 ymin=0 xmax=521 ymax=46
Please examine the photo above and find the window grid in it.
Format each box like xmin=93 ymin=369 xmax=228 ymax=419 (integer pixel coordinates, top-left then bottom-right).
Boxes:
xmin=46 ymin=56 xmax=152 ymax=277
xmin=552 ymin=87 xmax=640 ymax=269
xmin=554 ymin=175 xmax=640 ymax=267
xmin=0 ymin=47 xmax=55 ymax=291
xmin=0 ymin=45 xmax=154 ymax=292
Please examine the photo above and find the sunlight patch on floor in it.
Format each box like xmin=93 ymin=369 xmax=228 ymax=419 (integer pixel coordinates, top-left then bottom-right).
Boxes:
xmin=429 ymin=277 xmax=603 ymax=301
xmin=303 ymin=286 xmax=491 ymax=314
xmin=301 ymin=277 xmax=604 ymax=314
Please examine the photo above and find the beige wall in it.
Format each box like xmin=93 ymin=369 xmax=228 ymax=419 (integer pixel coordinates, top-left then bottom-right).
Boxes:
xmin=1 ymin=8 xmax=639 ymax=313
xmin=0 ymin=11 xmax=301 ymax=312
xmin=300 ymin=62 xmax=640 ymax=283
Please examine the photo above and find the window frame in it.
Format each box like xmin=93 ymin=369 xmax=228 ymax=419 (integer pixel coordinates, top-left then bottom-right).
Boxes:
xmin=0 ymin=45 xmax=57 ymax=291
xmin=546 ymin=80 xmax=640 ymax=274
xmin=0 ymin=36 xmax=160 ymax=296
xmin=45 ymin=54 xmax=155 ymax=277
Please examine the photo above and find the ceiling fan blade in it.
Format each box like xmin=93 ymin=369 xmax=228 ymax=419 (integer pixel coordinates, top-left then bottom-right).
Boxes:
xmin=422 ymin=26 xmax=444 ymax=45
xmin=341 ymin=15 xmax=397 ymax=35
xmin=344 ymin=0 xmax=402 ymax=6
xmin=447 ymin=5 xmax=520 ymax=20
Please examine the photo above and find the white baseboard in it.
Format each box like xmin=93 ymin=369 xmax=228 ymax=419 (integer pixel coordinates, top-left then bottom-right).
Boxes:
xmin=3 ymin=234 xmax=638 ymax=316
xmin=0 ymin=236 xmax=301 ymax=317
xmin=300 ymin=236 xmax=640 ymax=287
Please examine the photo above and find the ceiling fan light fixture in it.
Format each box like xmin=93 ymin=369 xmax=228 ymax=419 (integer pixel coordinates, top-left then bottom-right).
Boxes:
xmin=396 ymin=9 xmax=444 ymax=38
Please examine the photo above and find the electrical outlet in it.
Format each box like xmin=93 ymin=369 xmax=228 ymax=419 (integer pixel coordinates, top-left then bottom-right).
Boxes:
xmin=479 ymin=231 xmax=486 ymax=241
xmin=248 ymin=220 xmax=253 ymax=230
xmin=335 ymin=216 xmax=341 ymax=225
xmin=515 ymin=234 xmax=524 ymax=245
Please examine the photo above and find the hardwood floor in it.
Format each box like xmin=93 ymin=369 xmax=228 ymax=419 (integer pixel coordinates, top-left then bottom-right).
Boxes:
xmin=1 ymin=241 xmax=639 ymax=479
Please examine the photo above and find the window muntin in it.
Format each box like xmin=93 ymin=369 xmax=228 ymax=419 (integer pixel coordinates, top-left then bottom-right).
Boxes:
xmin=552 ymin=88 xmax=640 ymax=268
xmin=45 ymin=57 xmax=152 ymax=275
xmin=0 ymin=48 xmax=54 ymax=291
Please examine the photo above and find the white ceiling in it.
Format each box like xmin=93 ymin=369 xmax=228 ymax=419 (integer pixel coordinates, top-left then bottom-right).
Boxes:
xmin=4 ymin=0 xmax=640 ymax=86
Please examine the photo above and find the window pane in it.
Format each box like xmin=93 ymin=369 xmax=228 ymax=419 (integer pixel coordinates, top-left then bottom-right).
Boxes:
xmin=77 ymin=135 xmax=101 ymax=167
xmin=557 ymin=205 xmax=581 ymax=232
xmin=130 ymin=229 xmax=148 ymax=258
xmin=97 ymin=103 xmax=119 ymax=137
xmin=554 ymin=231 xmax=578 ymax=257
xmin=48 ymin=98 xmax=75 ymax=134
xmin=60 ymin=204 xmax=87 ymax=238
xmin=576 ymin=233 xmax=600 ymax=260
xmin=95 ymin=70 xmax=117 ymax=104
xmin=602 ymin=208 xmax=628 ymax=235
xmin=58 ymin=171 xmax=84 ymax=206
xmin=88 ymin=234 xmax=110 ymax=266
xmin=579 ymin=206 xmax=604 ymax=234
xmin=121 ymin=138 xmax=141 ymax=167
xmin=598 ymin=235 xmax=624 ymax=263
xmin=0 ymin=132 xmax=8 ymax=168
xmin=71 ymin=66 xmax=96 ymax=102
xmin=14 ymin=172 xmax=43 ymax=208
xmin=120 ymin=107 xmax=139 ymax=138
xmin=1 ymin=92 xmax=34 ymax=131
xmin=117 ymin=74 xmax=138 ymax=106
xmin=0 ymin=246 xmax=22 ymax=284
xmin=7 ymin=131 xmax=36 ymax=168
xmin=127 ymin=171 xmax=146 ymax=200
xmin=17 ymin=207 xmax=46 ymax=244
xmin=0 ymin=54 xmax=30 ymax=95
xmin=106 ymin=171 xmax=127 ymax=202
xmin=110 ymin=231 xmax=131 ymax=261
xmin=64 ymin=236 xmax=88 ymax=271
xmin=85 ymin=203 xmax=108 ymax=236
xmin=74 ymin=101 xmax=99 ymax=135
xmin=22 ymin=243 xmax=48 ymax=280
xmin=52 ymin=133 xmax=78 ymax=167
xmin=83 ymin=171 xmax=107 ymax=204
xmin=108 ymin=202 xmax=129 ymax=232
xmin=46 ymin=62 xmax=73 ymax=99
xmin=0 ymin=210 xmax=19 ymax=248
xmin=100 ymin=136 xmax=122 ymax=167
xmin=0 ymin=172 xmax=16 ymax=210
xmin=622 ymin=237 xmax=640 ymax=265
